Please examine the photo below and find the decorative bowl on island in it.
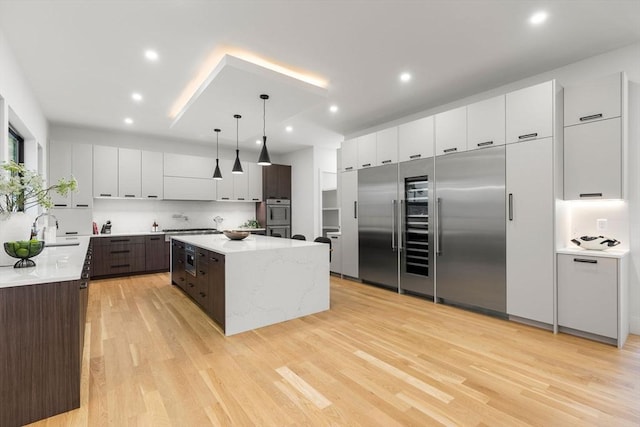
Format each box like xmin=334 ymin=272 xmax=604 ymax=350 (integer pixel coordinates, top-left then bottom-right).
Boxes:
xmin=571 ymin=235 xmax=620 ymax=251
xmin=223 ymin=230 xmax=250 ymax=241
xmin=3 ymin=240 xmax=45 ymax=268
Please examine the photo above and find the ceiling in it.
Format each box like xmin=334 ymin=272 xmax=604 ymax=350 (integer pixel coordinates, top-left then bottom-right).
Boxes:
xmin=0 ymin=0 xmax=639 ymax=154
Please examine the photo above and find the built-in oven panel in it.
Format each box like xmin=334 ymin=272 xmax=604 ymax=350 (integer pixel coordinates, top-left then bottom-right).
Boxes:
xmin=267 ymin=204 xmax=290 ymax=226
xmin=267 ymin=226 xmax=290 ymax=238
xmin=185 ymin=244 xmax=196 ymax=276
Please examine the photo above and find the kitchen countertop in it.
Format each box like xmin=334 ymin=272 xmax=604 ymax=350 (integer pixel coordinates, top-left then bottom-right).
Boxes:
xmin=0 ymin=236 xmax=90 ymax=288
xmin=172 ymin=234 xmax=322 ymax=255
xmin=557 ymin=247 xmax=629 ymax=259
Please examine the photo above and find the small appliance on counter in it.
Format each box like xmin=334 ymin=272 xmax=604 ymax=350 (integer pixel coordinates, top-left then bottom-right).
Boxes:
xmin=100 ymin=220 xmax=112 ymax=234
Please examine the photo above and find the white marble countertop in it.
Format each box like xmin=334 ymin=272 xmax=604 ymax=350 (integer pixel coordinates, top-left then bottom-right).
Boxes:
xmin=172 ymin=234 xmax=323 ymax=255
xmin=557 ymin=247 xmax=629 ymax=259
xmin=0 ymin=236 xmax=90 ymax=288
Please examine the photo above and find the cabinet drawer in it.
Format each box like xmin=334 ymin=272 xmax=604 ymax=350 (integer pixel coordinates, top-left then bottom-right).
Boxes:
xmin=557 ymin=254 xmax=618 ymax=339
xmin=564 ymin=73 xmax=622 ymax=127
xmin=92 ymin=236 xmax=145 ymax=246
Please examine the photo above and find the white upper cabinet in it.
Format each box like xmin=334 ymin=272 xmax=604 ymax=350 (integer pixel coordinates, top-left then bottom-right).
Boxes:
xmin=141 ymin=151 xmax=163 ymax=199
xmin=93 ymin=145 xmax=118 ymax=197
xmin=357 ymin=133 xmax=376 ymax=169
xmin=398 ymin=116 xmax=434 ymax=162
xmin=118 ymin=148 xmax=141 ymax=198
xmin=435 ymin=106 xmax=467 ymax=156
xmin=163 ymin=176 xmax=216 ymax=201
xmin=467 ymin=95 xmax=505 ymax=150
xmin=564 ymin=72 xmax=622 ymax=127
xmin=233 ymin=161 xmax=250 ymax=201
xmin=216 ymin=159 xmax=234 ymax=200
xmin=564 ymin=118 xmax=622 ymax=200
xmin=49 ymin=140 xmax=92 ymax=208
xmin=247 ymin=162 xmax=262 ymax=202
xmin=341 ymin=138 xmax=358 ymax=172
xmin=163 ymin=153 xmax=214 ymax=178
xmin=375 ymin=127 xmax=398 ymax=166
xmin=506 ymin=80 xmax=554 ymax=143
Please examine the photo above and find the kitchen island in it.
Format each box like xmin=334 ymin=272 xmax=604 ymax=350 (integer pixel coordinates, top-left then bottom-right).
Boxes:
xmin=0 ymin=236 xmax=91 ymax=427
xmin=171 ymin=234 xmax=330 ymax=335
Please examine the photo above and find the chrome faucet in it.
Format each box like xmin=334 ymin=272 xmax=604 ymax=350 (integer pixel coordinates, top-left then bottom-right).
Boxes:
xmin=30 ymin=212 xmax=59 ymax=240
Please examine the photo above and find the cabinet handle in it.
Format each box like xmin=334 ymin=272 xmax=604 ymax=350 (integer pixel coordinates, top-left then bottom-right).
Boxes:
xmin=65 ymin=231 xmax=78 ymax=235
xmin=354 ymin=201 xmax=358 ymax=219
xmin=331 ymin=236 xmax=338 ymax=239
xmin=381 ymin=160 xmax=392 ymax=164
xmin=199 ymin=292 xmax=206 ymax=297
xmin=345 ymin=166 xmax=353 ymax=171
xmin=198 ymin=270 xmax=206 ymax=275
xmin=111 ymin=264 xmax=130 ymax=268
xmin=579 ymin=113 xmax=603 ymax=122
xmin=477 ymin=141 xmax=493 ymax=147
xmin=110 ymin=239 xmax=130 ymax=243
xmin=252 ymin=198 xmax=260 ymax=201
xmin=81 ymin=273 xmax=90 ymax=280
xmin=221 ymin=197 xmax=229 ymax=200
xmin=409 ymin=154 xmax=421 ymax=159
xmin=579 ymin=193 xmax=603 ymax=198
xmin=209 ymin=257 xmax=219 ymax=262
xmin=573 ymin=258 xmax=597 ymax=264
xmin=75 ymin=204 xmax=89 ymax=207
xmin=124 ymin=194 xmax=135 ymax=198
xmin=147 ymin=195 xmax=158 ymax=198
xmin=149 ymin=237 xmax=160 ymax=241
xmin=188 ymin=282 xmax=194 ymax=287
xmin=54 ymin=204 xmax=68 ymax=207
xmin=443 ymin=148 xmax=457 ymax=153
xmin=111 ymin=250 xmax=130 ymax=254
xmin=100 ymin=193 xmax=112 ymax=197
xmin=518 ymin=133 xmax=537 ymax=140
xmin=508 ymin=193 xmax=513 ymax=221
xmin=362 ymin=163 xmax=371 ymax=167
xmin=238 ymin=197 xmax=245 ymax=200
xmin=79 ymin=282 xmax=88 ymax=289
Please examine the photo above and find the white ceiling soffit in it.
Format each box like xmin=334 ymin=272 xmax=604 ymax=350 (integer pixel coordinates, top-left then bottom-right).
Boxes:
xmin=171 ymin=54 xmax=328 ymax=148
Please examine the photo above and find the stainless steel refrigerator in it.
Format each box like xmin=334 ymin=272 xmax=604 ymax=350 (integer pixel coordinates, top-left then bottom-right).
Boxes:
xmin=358 ymin=159 xmax=435 ymax=297
xmin=435 ymin=146 xmax=506 ymax=314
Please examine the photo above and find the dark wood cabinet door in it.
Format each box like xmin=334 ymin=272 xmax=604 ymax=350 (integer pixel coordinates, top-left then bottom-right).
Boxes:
xmin=145 ymin=236 xmax=167 ymax=271
xmin=171 ymin=241 xmax=186 ymax=290
xmin=262 ymin=164 xmax=291 ymax=200
xmin=278 ymin=164 xmax=292 ymax=200
xmin=209 ymin=252 xmax=225 ymax=328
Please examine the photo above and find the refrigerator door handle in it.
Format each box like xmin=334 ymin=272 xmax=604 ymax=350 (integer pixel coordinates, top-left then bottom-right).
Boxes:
xmin=436 ymin=197 xmax=442 ymax=255
xmin=399 ymin=199 xmax=404 ymax=251
xmin=354 ymin=201 xmax=358 ymax=219
xmin=508 ymin=193 xmax=513 ymax=221
xmin=391 ymin=200 xmax=397 ymax=250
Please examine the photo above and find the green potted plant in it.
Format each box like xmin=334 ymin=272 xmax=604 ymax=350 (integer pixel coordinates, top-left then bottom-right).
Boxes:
xmin=0 ymin=160 xmax=77 ymax=266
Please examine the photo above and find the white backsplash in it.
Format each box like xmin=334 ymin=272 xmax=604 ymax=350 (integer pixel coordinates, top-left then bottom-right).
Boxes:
xmin=92 ymin=198 xmax=258 ymax=234
xmin=566 ymin=200 xmax=629 ymax=250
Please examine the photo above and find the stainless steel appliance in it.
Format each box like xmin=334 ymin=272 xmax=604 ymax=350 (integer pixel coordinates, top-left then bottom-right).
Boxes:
xmin=399 ymin=159 xmax=434 ymax=297
xmin=184 ymin=244 xmax=196 ymax=276
xmin=260 ymin=198 xmax=291 ymax=238
xmin=358 ymin=163 xmax=399 ymax=290
xmin=435 ymin=146 xmax=506 ymax=314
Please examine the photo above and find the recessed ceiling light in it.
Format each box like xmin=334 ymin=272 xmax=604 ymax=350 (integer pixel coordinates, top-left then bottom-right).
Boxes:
xmin=144 ymin=50 xmax=159 ymax=61
xmin=131 ymin=92 xmax=143 ymax=102
xmin=529 ymin=11 xmax=548 ymax=25
xmin=256 ymin=139 xmax=262 ymax=145
xmin=400 ymin=72 xmax=411 ymax=82
xmin=285 ymin=126 xmax=293 ymax=132
xmin=124 ymin=118 xmax=133 ymax=125
xmin=329 ymin=105 xmax=338 ymax=113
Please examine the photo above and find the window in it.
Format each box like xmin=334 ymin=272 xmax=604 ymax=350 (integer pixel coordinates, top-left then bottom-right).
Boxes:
xmin=8 ymin=125 xmax=24 ymax=163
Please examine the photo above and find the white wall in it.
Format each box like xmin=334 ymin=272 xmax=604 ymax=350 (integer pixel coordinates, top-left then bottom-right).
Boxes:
xmin=347 ymin=42 xmax=640 ymax=334
xmin=281 ymin=147 xmax=315 ymax=240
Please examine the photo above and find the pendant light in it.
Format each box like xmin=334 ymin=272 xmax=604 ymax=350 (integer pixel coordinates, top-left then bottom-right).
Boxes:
xmin=212 ymin=128 xmax=222 ymax=180
xmin=232 ymin=114 xmax=244 ymax=174
xmin=257 ymin=94 xmax=272 ymax=166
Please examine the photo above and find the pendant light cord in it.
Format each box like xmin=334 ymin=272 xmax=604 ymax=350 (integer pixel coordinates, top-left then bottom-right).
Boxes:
xmin=263 ymin=97 xmax=266 ymax=137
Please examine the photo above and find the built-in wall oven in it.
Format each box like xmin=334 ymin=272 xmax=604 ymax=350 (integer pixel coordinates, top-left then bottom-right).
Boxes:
xmin=266 ymin=199 xmax=290 ymax=225
xmin=185 ymin=244 xmax=196 ymax=276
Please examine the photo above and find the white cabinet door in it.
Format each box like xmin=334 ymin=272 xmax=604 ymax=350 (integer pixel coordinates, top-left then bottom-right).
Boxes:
xmin=564 ymin=73 xmax=622 ymax=127
xmin=398 ymin=116 xmax=434 ymax=162
xmin=216 ymin=159 xmax=234 ymax=200
xmin=93 ymin=145 xmax=118 ymax=197
xmin=557 ymin=254 xmax=618 ymax=339
xmin=340 ymin=170 xmax=358 ymax=278
xmin=341 ymin=138 xmax=358 ymax=172
xmin=467 ymin=95 xmax=505 ymax=150
xmin=163 ymin=153 xmax=215 ymax=178
xmin=163 ymin=176 xmax=216 ymax=201
xmin=435 ymin=106 xmax=467 ymax=155
xmin=357 ymin=133 xmax=376 ymax=169
xmin=49 ymin=140 xmax=72 ymax=207
xmin=51 ymin=207 xmax=93 ymax=237
xmin=118 ymin=148 xmax=141 ymax=198
xmin=141 ymin=151 xmax=163 ymax=199
xmin=328 ymin=233 xmax=342 ymax=274
xmin=248 ymin=162 xmax=263 ymax=202
xmin=506 ymin=80 xmax=553 ymax=143
xmin=564 ymin=118 xmax=622 ymax=200
xmin=376 ymin=127 xmax=398 ymax=166
xmin=71 ymin=143 xmax=93 ymax=208
xmin=233 ymin=161 xmax=250 ymax=201
xmin=506 ymin=137 xmax=554 ymax=324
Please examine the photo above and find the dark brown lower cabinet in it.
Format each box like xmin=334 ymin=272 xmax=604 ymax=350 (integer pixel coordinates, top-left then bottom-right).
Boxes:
xmin=91 ymin=235 xmax=170 ymax=278
xmin=0 ymin=276 xmax=89 ymax=427
xmin=171 ymin=244 xmax=225 ymax=331
xmin=145 ymin=235 xmax=169 ymax=271
xmin=171 ymin=240 xmax=186 ymax=290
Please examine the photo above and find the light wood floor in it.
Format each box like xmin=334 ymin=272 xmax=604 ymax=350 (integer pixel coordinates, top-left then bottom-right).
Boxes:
xmin=30 ymin=273 xmax=639 ymax=426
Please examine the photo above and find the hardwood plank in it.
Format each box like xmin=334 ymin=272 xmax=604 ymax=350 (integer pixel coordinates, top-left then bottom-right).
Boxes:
xmin=26 ymin=274 xmax=640 ymax=426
